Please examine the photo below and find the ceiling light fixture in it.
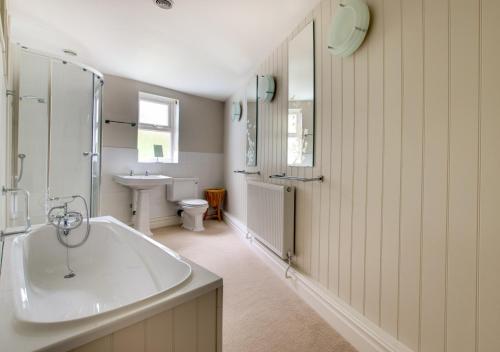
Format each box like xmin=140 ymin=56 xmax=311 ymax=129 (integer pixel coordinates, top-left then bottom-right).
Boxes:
xmin=62 ymin=49 xmax=77 ymax=56
xmin=154 ymin=0 xmax=174 ymax=10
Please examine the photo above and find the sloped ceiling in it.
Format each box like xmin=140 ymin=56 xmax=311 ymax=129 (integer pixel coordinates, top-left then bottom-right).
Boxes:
xmin=10 ymin=0 xmax=321 ymax=100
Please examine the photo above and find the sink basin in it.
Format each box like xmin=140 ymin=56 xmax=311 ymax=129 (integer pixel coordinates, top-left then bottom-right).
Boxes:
xmin=113 ymin=174 xmax=172 ymax=190
xmin=113 ymin=174 xmax=172 ymax=236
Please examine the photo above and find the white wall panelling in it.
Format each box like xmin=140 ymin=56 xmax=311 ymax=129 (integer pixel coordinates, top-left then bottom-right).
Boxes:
xmin=223 ymin=0 xmax=500 ymax=351
xmin=0 ymin=30 xmax=7 ymax=265
xmin=70 ymin=288 xmax=222 ymax=352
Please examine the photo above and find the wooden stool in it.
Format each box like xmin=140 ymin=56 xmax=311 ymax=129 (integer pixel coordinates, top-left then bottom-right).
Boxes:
xmin=204 ymin=188 xmax=225 ymax=221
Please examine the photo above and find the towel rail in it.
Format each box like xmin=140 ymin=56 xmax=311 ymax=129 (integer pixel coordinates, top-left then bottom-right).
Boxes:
xmin=233 ymin=170 xmax=261 ymax=175
xmin=105 ymin=119 xmax=136 ymax=127
xmin=269 ymin=173 xmax=324 ymax=182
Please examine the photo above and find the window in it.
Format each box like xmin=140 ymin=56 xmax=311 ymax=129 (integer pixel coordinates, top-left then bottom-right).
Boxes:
xmin=138 ymin=92 xmax=179 ymax=163
xmin=287 ymin=108 xmax=304 ymax=165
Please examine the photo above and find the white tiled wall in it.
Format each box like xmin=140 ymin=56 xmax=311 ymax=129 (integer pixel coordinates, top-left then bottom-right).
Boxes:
xmin=100 ymin=147 xmax=224 ymax=224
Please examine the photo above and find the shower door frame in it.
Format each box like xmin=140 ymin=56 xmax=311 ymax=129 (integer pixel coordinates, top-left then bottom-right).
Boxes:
xmin=11 ymin=46 xmax=103 ymax=222
xmin=90 ymin=73 xmax=103 ymax=216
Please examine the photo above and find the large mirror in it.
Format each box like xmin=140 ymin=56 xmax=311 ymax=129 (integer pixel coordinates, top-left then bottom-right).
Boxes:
xmin=246 ymin=75 xmax=258 ymax=166
xmin=288 ymin=21 xmax=315 ymax=167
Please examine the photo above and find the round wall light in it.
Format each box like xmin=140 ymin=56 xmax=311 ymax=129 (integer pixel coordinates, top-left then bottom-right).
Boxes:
xmin=327 ymin=0 xmax=370 ymax=57
xmin=258 ymin=75 xmax=275 ymax=103
xmin=232 ymin=101 xmax=242 ymax=121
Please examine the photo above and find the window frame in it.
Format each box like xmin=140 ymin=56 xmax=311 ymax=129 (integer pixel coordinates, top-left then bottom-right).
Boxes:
xmin=138 ymin=92 xmax=179 ymax=163
xmin=287 ymin=108 xmax=304 ymax=165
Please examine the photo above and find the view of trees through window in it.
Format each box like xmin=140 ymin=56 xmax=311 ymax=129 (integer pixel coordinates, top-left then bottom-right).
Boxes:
xmin=137 ymin=92 xmax=178 ymax=163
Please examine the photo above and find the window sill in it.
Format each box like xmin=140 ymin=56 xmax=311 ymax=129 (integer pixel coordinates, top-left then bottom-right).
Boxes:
xmin=137 ymin=160 xmax=179 ymax=164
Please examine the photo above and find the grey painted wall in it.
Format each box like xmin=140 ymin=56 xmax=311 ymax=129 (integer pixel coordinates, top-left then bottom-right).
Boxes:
xmin=102 ymin=74 xmax=224 ymax=153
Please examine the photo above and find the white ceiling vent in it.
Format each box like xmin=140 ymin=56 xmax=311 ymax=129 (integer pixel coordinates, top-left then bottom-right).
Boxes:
xmin=155 ymin=0 xmax=174 ymax=10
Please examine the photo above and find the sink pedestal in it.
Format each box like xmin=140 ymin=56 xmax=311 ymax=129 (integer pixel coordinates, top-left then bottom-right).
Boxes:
xmin=113 ymin=174 xmax=172 ymax=237
xmin=135 ymin=189 xmax=154 ymax=237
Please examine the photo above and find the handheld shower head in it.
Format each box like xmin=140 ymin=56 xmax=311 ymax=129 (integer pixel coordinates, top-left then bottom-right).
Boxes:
xmin=15 ymin=154 xmax=26 ymax=186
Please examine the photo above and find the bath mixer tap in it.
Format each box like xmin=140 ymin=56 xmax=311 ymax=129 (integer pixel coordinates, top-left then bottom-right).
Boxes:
xmin=48 ymin=202 xmax=82 ymax=235
xmin=48 ymin=195 xmax=91 ymax=248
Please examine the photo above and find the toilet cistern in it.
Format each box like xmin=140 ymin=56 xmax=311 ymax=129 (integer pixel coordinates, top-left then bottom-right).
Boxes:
xmin=113 ymin=174 xmax=172 ymax=236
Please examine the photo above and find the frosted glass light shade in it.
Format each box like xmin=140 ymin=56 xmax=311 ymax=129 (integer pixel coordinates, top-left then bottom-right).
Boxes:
xmin=258 ymin=75 xmax=275 ymax=102
xmin=232 ymin=101 xmax=242 ymax=121
xmin=328 ymin=0 xmax=370 ymax=57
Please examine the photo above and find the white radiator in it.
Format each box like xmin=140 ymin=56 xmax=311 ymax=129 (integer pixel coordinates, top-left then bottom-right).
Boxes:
xmin=246 ymin=181 xmax=295 ymax=259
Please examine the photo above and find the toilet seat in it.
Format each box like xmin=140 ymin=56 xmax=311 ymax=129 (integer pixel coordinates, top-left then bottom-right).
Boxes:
xmin=180 ymin=199 xmax=208 ymax=208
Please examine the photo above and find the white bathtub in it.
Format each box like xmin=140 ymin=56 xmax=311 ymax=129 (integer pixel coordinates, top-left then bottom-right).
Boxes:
xmin=9 ymin=216 xmax=192 ymax=324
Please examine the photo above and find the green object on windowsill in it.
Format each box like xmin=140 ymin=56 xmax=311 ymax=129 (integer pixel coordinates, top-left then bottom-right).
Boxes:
xmin=154 ymin=144 xmax=164 ymax=162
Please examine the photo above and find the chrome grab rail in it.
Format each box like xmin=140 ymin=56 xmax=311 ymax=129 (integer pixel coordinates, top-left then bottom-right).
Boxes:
xmin=269 ymin=173 xmax=324 ymax=183
xmin=20 ymin=95 xmax=46 ymax=104
xmin=233 ymin=170 xmax=261 ymax=175
xmin=1 ymin=186 xmax=32 ymax=238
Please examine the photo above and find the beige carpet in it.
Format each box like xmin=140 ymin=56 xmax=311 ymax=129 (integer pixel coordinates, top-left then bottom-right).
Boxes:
xmin=153 ymin=220 xmax=356 ymax=352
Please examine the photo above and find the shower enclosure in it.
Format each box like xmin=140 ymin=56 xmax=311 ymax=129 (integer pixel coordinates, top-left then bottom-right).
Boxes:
xmin=8 ymin=47 xmax=102 ymax=227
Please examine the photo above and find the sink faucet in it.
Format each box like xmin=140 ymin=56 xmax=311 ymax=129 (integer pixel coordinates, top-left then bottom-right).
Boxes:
xmin=145 ymin=170 xmax=150 ymax=176
xmin=129 ymin=170 xmax=134 ymax=176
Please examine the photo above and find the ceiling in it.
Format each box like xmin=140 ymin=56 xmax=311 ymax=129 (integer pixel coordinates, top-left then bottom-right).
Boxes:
xmin=10 ymin=0 xmax=321 ymax=101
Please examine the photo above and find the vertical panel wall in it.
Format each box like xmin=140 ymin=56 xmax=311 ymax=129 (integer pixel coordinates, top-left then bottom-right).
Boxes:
xmin=0 ymin=32 xmax=7 ymax=269
xmin=223 ymin=0 xmax=500 ymax=351
xmin=71 ymin=289 xmax=221 ymax=352
xmin=478 ymin=1 xmax=500 ymax=351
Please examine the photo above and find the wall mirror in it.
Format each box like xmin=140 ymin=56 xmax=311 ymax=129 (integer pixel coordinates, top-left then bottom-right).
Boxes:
xmin=246 ymin=75 xmax=258 ymax=166
xmin=288 ymin=21 xmax=315 ymax=167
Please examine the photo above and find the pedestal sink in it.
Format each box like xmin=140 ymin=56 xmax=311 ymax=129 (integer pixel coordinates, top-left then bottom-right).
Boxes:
xmin=113 ymin=175 xmax=172 ymax=237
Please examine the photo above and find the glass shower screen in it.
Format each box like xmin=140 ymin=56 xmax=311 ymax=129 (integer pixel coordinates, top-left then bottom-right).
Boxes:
xmin=11 ymin=48 xmax=102 ymax=227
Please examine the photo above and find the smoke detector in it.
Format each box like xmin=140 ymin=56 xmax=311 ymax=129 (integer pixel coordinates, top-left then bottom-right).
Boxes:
xmin=155 ymin=0 xmax=174 ymax=9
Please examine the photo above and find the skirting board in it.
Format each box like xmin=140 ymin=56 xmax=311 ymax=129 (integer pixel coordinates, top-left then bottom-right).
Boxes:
xmin=223 ymin=211 xmax=414 ymax=352
xmin=128 ymin=215 xmax=182 ymax=230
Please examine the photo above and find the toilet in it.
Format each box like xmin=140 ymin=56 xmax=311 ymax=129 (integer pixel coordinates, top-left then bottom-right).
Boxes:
xmin=167 ymin=178 xmax=209 ymax=232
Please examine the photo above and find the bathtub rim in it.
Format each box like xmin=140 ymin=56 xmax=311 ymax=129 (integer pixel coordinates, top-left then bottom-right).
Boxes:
xmin=0 ymin=216 xmax=222 ymax=352
xmin=10 ymin=216 xmax=194 ymax=324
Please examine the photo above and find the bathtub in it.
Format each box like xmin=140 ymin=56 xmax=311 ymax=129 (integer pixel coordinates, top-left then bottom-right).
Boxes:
xmin=9 ymin=216 xmax=192 ymax=324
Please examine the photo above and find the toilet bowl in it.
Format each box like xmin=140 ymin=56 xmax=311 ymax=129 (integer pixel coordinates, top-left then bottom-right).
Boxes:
xmin=179 ymin=199 xmax=209 ymax=232
xmin=166 ymin=177 xmax=209 ymax=232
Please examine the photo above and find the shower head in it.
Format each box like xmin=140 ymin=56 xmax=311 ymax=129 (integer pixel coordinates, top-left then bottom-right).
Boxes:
xmin=18 ymin=154 xmax=26 ymax=159
xmin=154 ymin=0 xmax=174 ymax=9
